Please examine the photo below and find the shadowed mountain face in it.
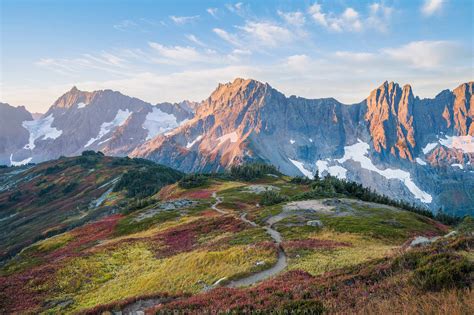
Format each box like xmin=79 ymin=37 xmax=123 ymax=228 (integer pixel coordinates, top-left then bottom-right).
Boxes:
xmin=1 ymin=79 xmax=473 ymax=215
xmin=131 ymin=79 xmax=473 ymax=215
xmin=2 ymin=87 xmax=195 ymax=165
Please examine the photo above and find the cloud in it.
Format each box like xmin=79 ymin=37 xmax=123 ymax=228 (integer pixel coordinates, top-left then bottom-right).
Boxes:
xmin=113 ymin=20 xmax=138 ymax=31
xmin=169 ymin=15 xmax=200 ymax=25
xmin=35 ymin=52 xmax=131 ymax=75
xmin=148 ymin=42 xmax=212 ymax=64
xmin=185 ymin=34 xmax=206 ymax=46
xmin=308 ymin=3 xmax=328 ymax=27
xmin=382 ymin=40 xmax=460 ymax=68
xmin=334 ymin=51 xmax=375 ymax=62
xmin=277 ymin=10 xmax=306 ymax=26
xmin=308 ymin=2 xmax=392 ymax=32
xmin=366 ymin=2 xmax=393 ymax=32
xmin=285 ymin=54 xmax=311 ymax=72
xmin=213 ymin=28 xmax=242 ymax=47
xmin=207 ymin=8 xmax=218 ymax=17
xmin=237 ymin=21 xmax=293 ymax=47
xmin=421 ymin=0 xmax=445 ymax=16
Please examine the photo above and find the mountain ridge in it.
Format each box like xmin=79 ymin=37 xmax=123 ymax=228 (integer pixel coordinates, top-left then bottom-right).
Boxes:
xmin=1 ymin=78 xmax=473 ymax=215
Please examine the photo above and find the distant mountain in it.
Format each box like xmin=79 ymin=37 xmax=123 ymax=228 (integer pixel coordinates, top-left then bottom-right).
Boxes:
xmin=1 ymin=79 xmax=472 ymax=215
xmin=2 ymin=87 xmax=194 ymax=165
xmin=0 ymin=103 xmax=33 ymax=166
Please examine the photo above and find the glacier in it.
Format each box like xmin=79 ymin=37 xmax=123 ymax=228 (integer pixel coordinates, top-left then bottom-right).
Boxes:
xmin=85 ymin=109 xmax=132 ymax=147
xmin=22 ymin=114 xmax=63 ymax=150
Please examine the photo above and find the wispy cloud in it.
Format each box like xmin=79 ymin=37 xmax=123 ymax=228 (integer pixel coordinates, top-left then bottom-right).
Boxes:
xmin=277 ymin=10 xmax=306 ymax=27
xmin=213 ymin=28 xmax=241 ymax=46
xmin=214 ymin=20 xmax=296 ymax=50
xmin=421 ymin=0 xmax=445 ymax=16
xmin=237 ymin=21 xmax=293 ymax=47
xmin=225 ymin=2 xmax=247 ymax=16
xmin=170 ymin=15 xmax=200 ymax=25
xmin=113 ymin=20 xmax=138 ymax=31
xmin=35 ymin=52 xmax=131 ymax=76
xmin=185 ymin=34 xmax=206 ymax=47
xmin=382 ymin=40 xmax=460 ymax=68
xmin=207 ymin=7 xmax=218 ymax=17
xmin=148 ymin=42 xmax=208 ymax=64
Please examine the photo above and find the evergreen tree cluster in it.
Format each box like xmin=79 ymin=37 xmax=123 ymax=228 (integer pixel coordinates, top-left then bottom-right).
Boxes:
xmin=229 ymin=163 xmax=281 ymax=181
xmin=114 ymin=164 xmax=183 ymax=199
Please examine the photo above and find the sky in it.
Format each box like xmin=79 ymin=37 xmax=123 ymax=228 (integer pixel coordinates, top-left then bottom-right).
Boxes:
xmin=0 ymin=0 xmax=473 ymax=113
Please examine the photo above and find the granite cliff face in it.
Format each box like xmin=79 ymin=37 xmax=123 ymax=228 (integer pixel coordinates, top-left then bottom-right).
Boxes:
xmin=131 ymin=79 xmax=473 ymax=215
xmin=1 ymin=79 xmax=472 ymax=215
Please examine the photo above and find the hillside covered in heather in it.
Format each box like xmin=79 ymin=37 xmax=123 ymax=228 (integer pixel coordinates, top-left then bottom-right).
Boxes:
xmin=0 ymin=155 xmax=472 ymax=314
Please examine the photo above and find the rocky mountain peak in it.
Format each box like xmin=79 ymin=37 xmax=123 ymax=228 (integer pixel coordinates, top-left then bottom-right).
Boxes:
xmin=197 ymin=78 xmax=270 ymax=119
xmin=365 ymin=81 xmax=416 ymax=159
xmin=452 ymin=81 xmax=474 ymax=135
xmin=50 ymin=86 xmax=95 ymax=111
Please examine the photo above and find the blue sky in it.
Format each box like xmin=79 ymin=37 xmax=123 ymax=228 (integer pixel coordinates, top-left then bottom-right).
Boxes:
xmin=1 ymin=0 xmax=472 ymax=112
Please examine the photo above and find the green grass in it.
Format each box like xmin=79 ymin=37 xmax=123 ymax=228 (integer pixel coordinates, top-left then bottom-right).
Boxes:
xmin=319 ymin=205 xmax=442 ymax=242
xmin=114 ymin=210 xmax=181 ymax=236
xmin=286 ymin=231 xmax=396 ymax=275
xmin=45 ymin=242 xmax=277 ymax=313
xmin=228 ymin=227 xmax=273 ymax=245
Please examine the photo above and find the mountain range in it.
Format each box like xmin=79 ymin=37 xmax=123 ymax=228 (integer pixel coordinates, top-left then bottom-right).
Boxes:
xmin=1 ymin=79 xmax=473 ymax=215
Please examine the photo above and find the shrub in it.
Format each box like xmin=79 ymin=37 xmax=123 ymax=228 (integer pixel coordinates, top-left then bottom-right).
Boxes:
xmin=458 ymin=216 xmax=474 ymax=234
xmin=411 ymin=253 xmax=473 ymax=291
xmin=38 ymin=184 xmax=56 ymax=196
xmin=290 ymin=176 xmax=313 ymax=185
xmin=113 ymin=165 xmax=183 ymax=198
xmin=8 ymin=191 xmax=22 ymax=202
xmin=178 ymin=174 xmax=209 ymax=189
xmin=62 ymin=182 xmax=79 ymax=194
xmin=81 ymin=150 xmax=104 ymax=157
xmin=260 ymin=191 xmax=288 ymax=206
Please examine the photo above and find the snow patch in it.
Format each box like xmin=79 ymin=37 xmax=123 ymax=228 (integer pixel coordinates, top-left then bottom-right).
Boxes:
xmin=186 ymin=135 xmax=203 ymax=149
xmin=289 ymin=158 xmax=314 ymax=179
xmin=337 ymin=139 xmax=432 ymax=203
xmin=143 ymin=107 xmax=180 ymax=140
xmin=422 ymin=135 xmax=474 ymax=155
xmin=77 ymin=102 xmax=88 ymax=109
xmin=290 ymin=139 xmax=295 ymax=144
xmin=309 ymin=138 xmax=313 ymax=143
xmin=218 ymin=132 xmax=238 ymax=144
xmin=422 ymin=142 xmax=438 ymax=154
xmin=415 ymin=158 xmax=427 ymax=166
xmin=22 ymin=114 xmax=62 ymax=150
xmin=439 ymin=135 xmax=474 ymax=153
xmin=85 ymin=109 xmax=132 ymax=147
xmin=451 ymin=163 xmax=464 ymax=169
xmin=316 ymin=160 xmax=347 ymax=179
xmin=9 ymin=154 xmax=32 ymax=166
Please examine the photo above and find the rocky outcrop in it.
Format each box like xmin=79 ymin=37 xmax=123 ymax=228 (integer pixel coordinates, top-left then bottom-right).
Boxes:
xmin=365 ymin=82 xmax=416 ymax=160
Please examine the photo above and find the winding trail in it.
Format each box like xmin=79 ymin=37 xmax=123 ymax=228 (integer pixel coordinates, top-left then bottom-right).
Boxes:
xmin=209 ymin=192 xmax=288 ymax=288
xmin=120 ymin=192 xmax=288 ymax=314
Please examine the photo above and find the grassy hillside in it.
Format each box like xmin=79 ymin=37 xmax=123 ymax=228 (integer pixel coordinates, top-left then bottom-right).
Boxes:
xmin=0 ymin=161 xmax=472 ymax=314
xmin=0 ymin=152 xmax=182 ymax=261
